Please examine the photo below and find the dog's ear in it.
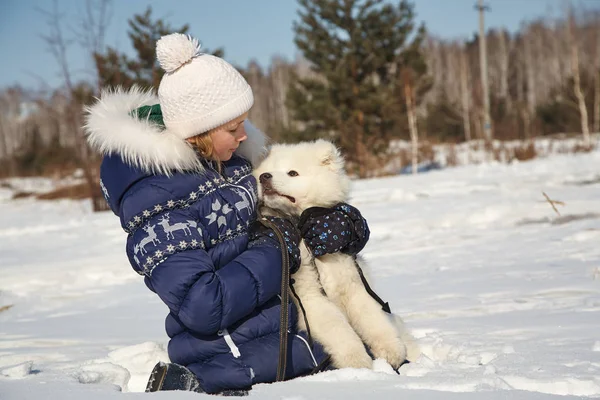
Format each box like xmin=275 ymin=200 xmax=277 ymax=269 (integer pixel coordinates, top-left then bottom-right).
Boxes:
xmin=315 ymin=139 xmax=344 ymax=168
xmin=321 ymin=152 xmax=334 ymax=166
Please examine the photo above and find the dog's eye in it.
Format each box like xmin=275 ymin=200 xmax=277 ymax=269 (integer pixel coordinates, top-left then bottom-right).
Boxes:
xmin=287 ymin=170 xmax=299 ymax=177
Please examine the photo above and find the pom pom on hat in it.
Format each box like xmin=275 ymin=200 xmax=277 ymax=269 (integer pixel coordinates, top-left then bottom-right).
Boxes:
xmin=156 ymin=33 xmax=201 ymax=73
xmin=156 ymin=32 xmax=254 ymax=139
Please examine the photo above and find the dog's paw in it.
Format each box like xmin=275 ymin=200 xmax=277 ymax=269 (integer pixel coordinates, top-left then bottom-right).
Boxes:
xmin=332 ymin=347 xmax=373 ymax=370
xmin=370 ymin=338 xmax=407 ymax=370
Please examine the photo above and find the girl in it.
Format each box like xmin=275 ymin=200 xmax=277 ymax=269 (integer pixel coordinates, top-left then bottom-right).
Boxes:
xmin=84 ymin=33 xmax=370 ymax=395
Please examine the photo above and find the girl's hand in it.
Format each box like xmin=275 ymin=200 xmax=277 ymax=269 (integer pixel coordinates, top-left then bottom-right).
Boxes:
xmin=297 ymin=203 xmax=370 ymax=257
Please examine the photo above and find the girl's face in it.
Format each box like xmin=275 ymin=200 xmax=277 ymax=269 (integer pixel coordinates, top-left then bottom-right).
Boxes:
xmin=186 ymin=112 xmax=249 ymax=162
xmin=209 ymin=112 xmax=249 ymax=161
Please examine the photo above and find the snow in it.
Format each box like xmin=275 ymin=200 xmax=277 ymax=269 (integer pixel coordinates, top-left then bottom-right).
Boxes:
xmin=1 ymin=361 xmax=33 ymax=379
xmin=1 ymin=150 xmax=600 ymax=399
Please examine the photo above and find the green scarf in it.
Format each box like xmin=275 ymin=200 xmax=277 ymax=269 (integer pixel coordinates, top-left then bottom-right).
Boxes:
xmin=131 ymin=104 xmax=165 ymax=129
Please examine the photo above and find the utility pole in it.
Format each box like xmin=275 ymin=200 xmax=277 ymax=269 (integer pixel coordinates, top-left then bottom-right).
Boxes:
xmin=476 ymin=0 xmax=493 ymax=143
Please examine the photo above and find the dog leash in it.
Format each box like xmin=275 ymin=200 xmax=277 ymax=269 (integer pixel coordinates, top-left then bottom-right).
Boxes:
xmin=354 ymin=257 xmax=391 ymax=314
xmin=257 ymin=216 xmax=292 ymax=382
xmin=259 ymin=216 xmax=392 ymax=379
xmin=257 ymin=215 xmax=317 ymax=380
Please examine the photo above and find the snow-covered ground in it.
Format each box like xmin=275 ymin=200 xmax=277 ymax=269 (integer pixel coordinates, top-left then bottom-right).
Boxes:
xmin=1 ymin=151 xmax=599 ymax=399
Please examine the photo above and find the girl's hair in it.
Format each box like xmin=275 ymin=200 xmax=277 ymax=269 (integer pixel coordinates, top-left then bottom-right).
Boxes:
xmin=187 ymin=131 xmax=223 ymax=173
xmin=188 ymin=133 xmax=214 ymax=159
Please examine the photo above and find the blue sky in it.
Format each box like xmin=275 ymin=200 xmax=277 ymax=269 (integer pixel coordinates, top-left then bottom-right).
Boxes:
xmin=2 ymin=0 xmax=599 ymax=90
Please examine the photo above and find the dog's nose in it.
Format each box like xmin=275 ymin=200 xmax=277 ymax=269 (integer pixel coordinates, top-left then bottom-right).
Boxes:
xmin=259 ymin=173 xmax=272 ymax=184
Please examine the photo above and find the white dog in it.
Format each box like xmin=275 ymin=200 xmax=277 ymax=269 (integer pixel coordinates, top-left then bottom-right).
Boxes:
xmin=254 ymin=139 xmax=418 ymax=370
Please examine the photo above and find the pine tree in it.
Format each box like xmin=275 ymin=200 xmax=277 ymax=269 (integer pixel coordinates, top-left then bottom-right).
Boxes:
xmin=287 ymin=0 xmax=428 ymax=177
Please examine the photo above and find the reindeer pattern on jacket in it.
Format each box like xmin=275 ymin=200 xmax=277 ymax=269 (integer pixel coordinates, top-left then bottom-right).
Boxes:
xmin=136 ymin=223 xmax=161 ymax=255
xmin=129 ymin=183 xmax=257 ymax=270
xmin=158 ymin=213 xmax=199 ymax=239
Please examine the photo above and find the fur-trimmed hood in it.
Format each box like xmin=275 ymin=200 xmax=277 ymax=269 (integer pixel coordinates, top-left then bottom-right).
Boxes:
xmin=83 ymin=86 xmax=268 ymax=176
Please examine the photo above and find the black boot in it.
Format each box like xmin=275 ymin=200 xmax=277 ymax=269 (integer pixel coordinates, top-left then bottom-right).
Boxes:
xmin=145 ymin=362 xmax=204 ymax=393
xmin=145 ymin=362 xmax=250 ymax=396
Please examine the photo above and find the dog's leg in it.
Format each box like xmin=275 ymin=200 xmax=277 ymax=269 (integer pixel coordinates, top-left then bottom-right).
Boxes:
xmin=315 ymin=254 xmax=408 ymax=369
xmin=390 ymin=313 xmax=421 ymax=362
xmin=291 ymin=244 xmax=373 ymax=369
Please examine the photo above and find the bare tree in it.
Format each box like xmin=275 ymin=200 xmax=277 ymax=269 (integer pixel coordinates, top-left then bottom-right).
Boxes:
xmin=498 ymin=30 xmax=509 ymax=101
xmin=0 ymin=96 xmax=14 ymax=176
xmin=268 ymin=56 xmax=293 ymax=132
xmin=402 ymin=68 xmax=419 ymax=174
xmin=594 ymin=21 xmax=600 ymax=132
xmin=524 ymin=28 xmax=537 ymax=119
xmin=38 ymin=0 xmax=111 ymax=210
xmin=0 ymin=88 xmax=27 ymax=175
xmin=555 ymin=23 xmax=565 ymax=86
xmin=568 ymin=8 xmax=591 ymax=145
xmin=423 ymin=37 xmax=444 ymax=104
xmin=245 ymin=61 xmax=269 ymax=133
xmin=477 ymin=0 xmax=493 ymax=143
xmin=72 ymin=0 xmax=113 ymax=91
xmin=38 ymin=1 xmax=76 ymax=94
xmin=460 ymin=46 xmax=472 ymax=141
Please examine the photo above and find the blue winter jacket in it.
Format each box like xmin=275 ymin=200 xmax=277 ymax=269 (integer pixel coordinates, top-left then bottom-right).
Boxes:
xmin=85 ymin=88 xmax=327 ymax=393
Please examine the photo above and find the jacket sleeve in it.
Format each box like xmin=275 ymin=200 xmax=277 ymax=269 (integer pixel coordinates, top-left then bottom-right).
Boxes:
xmin=129 ymin=211 xmax=283 ymax=336
xmin=149 ymin=244 xmax=282 ymax=336
xmin=335 ymin=203 xmax=370 ymax=255
xmin=297 ymin=202 xmax=371 ymax=257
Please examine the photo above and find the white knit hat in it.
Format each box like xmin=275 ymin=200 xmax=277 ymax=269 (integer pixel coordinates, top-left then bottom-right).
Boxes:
xmin=156 ymin=33 xmax=254 ymax=139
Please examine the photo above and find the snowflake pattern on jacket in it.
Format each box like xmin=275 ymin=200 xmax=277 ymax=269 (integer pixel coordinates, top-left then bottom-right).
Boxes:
xmin=125 ymin=164 xmax=257 ymax=277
